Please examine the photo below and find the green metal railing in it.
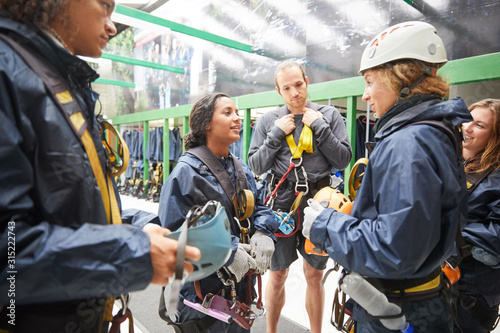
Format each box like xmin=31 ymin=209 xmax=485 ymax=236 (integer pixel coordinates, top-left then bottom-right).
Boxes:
xmin=114 ymin=5 xmax=253 ymax=53
xmin=110 ymin=52 xmax=500 ymax=192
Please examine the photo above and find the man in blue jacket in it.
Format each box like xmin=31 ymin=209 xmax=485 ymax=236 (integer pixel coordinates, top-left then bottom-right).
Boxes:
xmin=0 ymin=1 xmax=199 ymax=332
xmin=303 ymin=22 xmax=472 ymax=332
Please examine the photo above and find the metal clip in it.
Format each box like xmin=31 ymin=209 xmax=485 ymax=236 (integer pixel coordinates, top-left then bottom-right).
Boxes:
xmin=119 ymin=293 xmax=131 ymax=315
xmin=294 ymin=165 xmax=309 ymax=195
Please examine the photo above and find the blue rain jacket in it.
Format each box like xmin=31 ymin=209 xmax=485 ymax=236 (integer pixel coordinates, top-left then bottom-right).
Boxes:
xmin=459 ymin=169 xmax=500 ymax=306
xmin=310 ymin=96 xmax=472 ymax=279
xmin=158 ymin=151 xmax=279 ymax=303
xmin=0 ymin=15 xmax=155 ymax=307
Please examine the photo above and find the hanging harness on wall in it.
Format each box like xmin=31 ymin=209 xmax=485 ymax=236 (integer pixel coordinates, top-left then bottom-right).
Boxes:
xmin=265 ymin=104 xmax=318 ymax=237
xmin=158 ymin=145 xmax=264 ymax=332
xmin=0 ymin=32 xmax=133 ymax=333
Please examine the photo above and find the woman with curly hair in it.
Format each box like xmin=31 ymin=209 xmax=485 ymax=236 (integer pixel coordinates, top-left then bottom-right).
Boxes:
xmin=0 ymin=1 xmax=200 ymax=332
xmin=455 ymin=99 xmax=500 ymax=333
xmin=303 ymin=21 xmax=473 ymax=332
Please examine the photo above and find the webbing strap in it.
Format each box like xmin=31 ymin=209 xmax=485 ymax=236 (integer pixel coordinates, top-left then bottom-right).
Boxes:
xmin=0 ymin=33 xmax=122 ymax=226
xmin=187 ymin=146 xmax=253 ymax=221
xmin=285 ymin=125 xmax=314 ymax=159
xmin=277 ymin=103 xmax=318 ymax=160
xmin=69 ymin=113 xmax=121 ymax=225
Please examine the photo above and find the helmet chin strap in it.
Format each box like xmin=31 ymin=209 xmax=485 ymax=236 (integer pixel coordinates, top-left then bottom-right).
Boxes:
xmin=386 ymin=61 xmax=437 ymax=104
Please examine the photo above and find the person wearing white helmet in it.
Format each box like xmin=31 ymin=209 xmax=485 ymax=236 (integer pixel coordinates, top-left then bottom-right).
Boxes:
xmin=302 ymin=21 xmax=473 ymax=332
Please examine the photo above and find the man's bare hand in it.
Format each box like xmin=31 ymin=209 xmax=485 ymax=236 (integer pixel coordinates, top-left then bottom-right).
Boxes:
xmin=145 ymin=227 xmax=201 ymax=286
xmin=302 ymin=108 xmax=323 ymax=127
xmin=274 ymin=114 xmax=295 ymax=135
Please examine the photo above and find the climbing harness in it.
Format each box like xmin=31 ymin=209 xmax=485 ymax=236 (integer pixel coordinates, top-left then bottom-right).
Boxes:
xmin=0 ymin=32 xmax=132 ymax=333
xmin=183 ymin=268 xmax=266 ymax=330
xmin=187 ymin=145 xmax=255 ymax=242
xmin=159 ymin=147 xmax=263 ymax=332
xmin=265 ymin=104 xmax=322 ymax=237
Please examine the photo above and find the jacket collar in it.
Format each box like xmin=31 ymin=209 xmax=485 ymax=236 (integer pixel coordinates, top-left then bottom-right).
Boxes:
xmin=374 ymin=95 xmax=472 ymax=141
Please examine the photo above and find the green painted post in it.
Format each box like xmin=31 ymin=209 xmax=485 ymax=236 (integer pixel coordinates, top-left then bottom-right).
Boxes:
xmin=143 ymin=121 xmax=149 ymax=189
xmin=344 ymin=96 xmax=357 ymax=198
xmin=163 ymin=119 xmax=170 ymax=183
xmin=242 ymin=108 xmax=252 ymax=163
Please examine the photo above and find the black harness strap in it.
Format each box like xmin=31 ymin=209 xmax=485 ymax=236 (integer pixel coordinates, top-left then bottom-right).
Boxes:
xmin=187 ymin=145 xmax=248 ymax=205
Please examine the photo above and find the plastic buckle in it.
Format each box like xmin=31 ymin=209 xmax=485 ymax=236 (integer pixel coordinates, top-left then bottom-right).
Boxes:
xmin=461 ymin=295 xmax=477 ymax=310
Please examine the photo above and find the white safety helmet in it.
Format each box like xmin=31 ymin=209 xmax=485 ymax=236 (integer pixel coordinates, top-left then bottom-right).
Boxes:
xmin=359 ymin=21 xmax=447 ymax=74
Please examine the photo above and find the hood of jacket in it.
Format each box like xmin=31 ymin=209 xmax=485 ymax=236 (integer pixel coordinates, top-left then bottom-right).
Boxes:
xmin=375 ymin=95 xmax=472 ymax=141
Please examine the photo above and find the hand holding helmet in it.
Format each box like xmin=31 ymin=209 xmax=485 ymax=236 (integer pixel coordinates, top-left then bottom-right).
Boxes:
xmin=302 ymin=198 xmax=325 ymax=239
xmin=249 ymin=230 xmax=275 ymax=274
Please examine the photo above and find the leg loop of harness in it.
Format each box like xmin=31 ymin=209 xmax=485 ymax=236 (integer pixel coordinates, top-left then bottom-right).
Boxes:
xmin=182 ymin=269 xmax=264 ymax=330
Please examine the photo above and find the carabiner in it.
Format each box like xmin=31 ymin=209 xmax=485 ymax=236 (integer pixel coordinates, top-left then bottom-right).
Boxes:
xmin=294 ymin=165 xmax=309 ymax=195
xmin=119 ymin=293 xmax=131 ymax=315
xmin=290 ymin=156 xmax=303 ymax=168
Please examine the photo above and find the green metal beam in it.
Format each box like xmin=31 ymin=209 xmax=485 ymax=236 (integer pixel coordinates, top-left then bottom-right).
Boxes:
xmin=115 ymin=5 xmax=253 ymax=53
xmin=438 ymin=53 xmax=500 ymax=85
xmin=112 ymin=104 xmax=192 ymax=124
xmin=95 ymin=78 xmax=135 ymax=88
xmin=101 ymin=52 xmax=184 ymax=74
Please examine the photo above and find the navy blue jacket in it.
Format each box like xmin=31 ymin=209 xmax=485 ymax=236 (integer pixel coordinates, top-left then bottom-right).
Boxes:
xmin=310 ymin=96 xmax=472 ymax=279
xmin=459 ymin=168 xmax=500 ymax=306
xmin=158 ymin=151 xmax=279 ymax=302
xmin=0 ymin=15 xmax=154 ymax=306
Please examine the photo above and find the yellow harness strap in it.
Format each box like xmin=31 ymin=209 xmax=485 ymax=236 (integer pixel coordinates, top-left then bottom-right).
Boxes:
xmin=285 ymin=125 xmax=314 ymax=159
xmin=394 ymin=274 xmax=441 ymax=293
xmin=68 ymin=111 xmax=122 ymax=226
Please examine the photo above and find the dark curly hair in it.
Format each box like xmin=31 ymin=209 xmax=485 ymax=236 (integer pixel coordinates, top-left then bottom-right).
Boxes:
xmin=184 ymin=93 xmax=229 ymax=151
xmin=0 ymin=0 xmax=68 ymax=30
